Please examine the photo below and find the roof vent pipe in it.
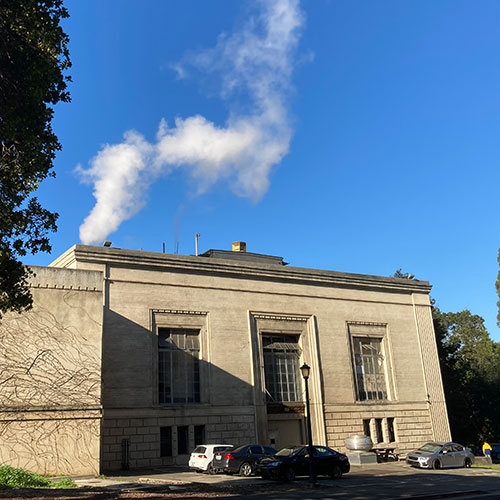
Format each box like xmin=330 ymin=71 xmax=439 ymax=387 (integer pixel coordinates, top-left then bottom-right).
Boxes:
xmin=195 ymin=233 xmax=200 ymax=256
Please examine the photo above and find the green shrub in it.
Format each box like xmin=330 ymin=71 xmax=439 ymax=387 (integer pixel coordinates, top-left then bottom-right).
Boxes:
xmin=52 ymin=477 xmax=78 ymax=488
xmin=0 ymin=465 xmax=77 ymax=489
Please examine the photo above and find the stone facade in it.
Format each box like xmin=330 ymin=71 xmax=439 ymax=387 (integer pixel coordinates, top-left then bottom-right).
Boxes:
xmin=0 ymin=244 xmax=451 ymax=474
xmin=0 ymin=267 xmax=103 ymax=475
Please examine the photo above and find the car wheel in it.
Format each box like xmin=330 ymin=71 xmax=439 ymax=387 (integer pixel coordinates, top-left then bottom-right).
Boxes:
xmin=239 ymin=462 xmax=253 ymax=477
xmin=330 ymin=465 xmax=342 ymax=479
xmin=464 ymin=458 xmax=472 ymax=468
xmin=433 ymin=459 xmax=441 ymax=470
xmin=284 ymin=467 xmax=296 ymax=482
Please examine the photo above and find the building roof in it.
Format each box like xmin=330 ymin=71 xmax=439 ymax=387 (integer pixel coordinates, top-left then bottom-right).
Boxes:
xmin=49 ymin=244 xmax=432 ymax=294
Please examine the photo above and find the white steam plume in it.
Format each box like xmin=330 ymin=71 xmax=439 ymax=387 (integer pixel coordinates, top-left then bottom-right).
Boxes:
xmin=78 ymin=0 xmax=304 ymax=245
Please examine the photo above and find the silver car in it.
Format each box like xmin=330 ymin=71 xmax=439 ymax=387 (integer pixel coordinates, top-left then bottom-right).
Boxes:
xmin=406 ymin=442 xmax=474 ymax=469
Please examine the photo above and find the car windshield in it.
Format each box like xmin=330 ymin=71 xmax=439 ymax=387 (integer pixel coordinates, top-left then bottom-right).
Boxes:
xmin=418 ymin=443 xmax=442 ymax=453
xmin=276 ymin=446 xmax=303 ymax=457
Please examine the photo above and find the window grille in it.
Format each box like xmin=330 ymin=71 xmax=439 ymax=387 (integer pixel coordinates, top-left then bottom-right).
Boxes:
xmin=352 ymin=336 xmax=387 ymax=401
xmin=263 ymin=334 xmax=302 ymax=402
xmin=159 ymin=328 xmax=200 ymax=403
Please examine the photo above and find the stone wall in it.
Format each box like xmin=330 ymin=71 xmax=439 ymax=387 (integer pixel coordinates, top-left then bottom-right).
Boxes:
xmin=49 ymin=245 xmax=451 ymax=471
xmin=324 ymin=404 xmax=434 ymax=455
xmin=0 ymin=410 xmax=101 ymax=475
xmin=0 ymin=267 xmax=103 ymax=475
xmin=101 ymin=411 xmax=256 ymax=470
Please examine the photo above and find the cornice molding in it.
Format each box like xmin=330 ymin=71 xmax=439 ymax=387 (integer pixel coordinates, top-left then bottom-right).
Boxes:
xmin=252 ymin=312 xmax=309 ymax=322
xmin=347 ymin=321 xmax=387 ymax=327
xmin=152 ymin=309 xmax=208 ymax=316
xmin=51 ymin=245 xmax=432 ymax=294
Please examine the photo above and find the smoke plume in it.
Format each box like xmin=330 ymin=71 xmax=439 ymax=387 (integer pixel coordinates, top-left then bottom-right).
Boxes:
xmin=78 ymin=0 xmax=304 ymax=245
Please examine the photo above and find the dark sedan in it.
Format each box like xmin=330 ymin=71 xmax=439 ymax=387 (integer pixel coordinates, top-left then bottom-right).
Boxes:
xmin=256 ymin=445 xmax=350 ymax=481
xmin=212 ymin=444 xmax=278 ymax=476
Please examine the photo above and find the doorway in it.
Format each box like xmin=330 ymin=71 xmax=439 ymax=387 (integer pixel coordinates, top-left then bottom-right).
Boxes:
xmin=267 ymin=418 xmax=304 ymax=450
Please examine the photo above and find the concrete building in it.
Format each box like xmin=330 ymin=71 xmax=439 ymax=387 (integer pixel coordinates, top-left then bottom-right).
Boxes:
xmin=0 ymin=243 xmax=451 ymax=475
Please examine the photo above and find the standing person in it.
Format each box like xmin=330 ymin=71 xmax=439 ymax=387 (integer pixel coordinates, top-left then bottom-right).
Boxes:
xmin=483 ymin=442 xmax=492 ymax=457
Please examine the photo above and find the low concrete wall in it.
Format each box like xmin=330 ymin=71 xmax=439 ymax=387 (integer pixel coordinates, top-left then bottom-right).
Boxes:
xmin=474 ymin=456 xmax=493 ymax=466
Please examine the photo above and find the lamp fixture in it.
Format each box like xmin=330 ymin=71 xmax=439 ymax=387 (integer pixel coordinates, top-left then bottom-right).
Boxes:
xmin=300 ymin=363 xmax=311 ymax=380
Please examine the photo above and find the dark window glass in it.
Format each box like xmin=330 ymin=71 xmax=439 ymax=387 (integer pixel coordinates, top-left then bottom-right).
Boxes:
xmin=178 ymin=425 xmax=189 ymax=455
xmin=375 ymin=418 xmax=383 ymax=443
xmin=160 ymin=427 xmax=172 ymax=457
xmin=314 ymin=446 xmax=333 ymax=456
xmin=263 ymin=334 xmax=301 ymax=402
xmin=231 ymin=445 xmax=247 ymax=453
xmin=387 ymin=417 xmax=396 ymax=442
xmin=194 ymin=425 xmax=205 ymax=446
xmin=159 ymin=328 xmax=200 ymax=404
xmin=363 ymin=419 xmax=371 ymax=437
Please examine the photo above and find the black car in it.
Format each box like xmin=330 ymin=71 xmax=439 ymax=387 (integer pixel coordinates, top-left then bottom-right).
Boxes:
xmin=212 ymin=444 xmax=278 ymax=476
xmin=256 ymin=445 xmax=350 ymax=481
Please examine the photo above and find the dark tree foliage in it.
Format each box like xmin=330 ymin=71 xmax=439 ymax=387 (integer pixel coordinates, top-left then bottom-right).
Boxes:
xmin=393 ymin=268 xmax=409 ymax=279
xmin=392 ymin=271 xmax=500 ymax=447
xmin=393 ymin=268 xmax=415 ymax=279
xmin=0 ymin=0 xmax=71 ymax=316
xmin=432 ymin=304 xmax=500 ymax=448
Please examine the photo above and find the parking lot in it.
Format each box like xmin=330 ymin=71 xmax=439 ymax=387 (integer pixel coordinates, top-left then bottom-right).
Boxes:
xmin=76 ymin=461 xmax=500 ymax=499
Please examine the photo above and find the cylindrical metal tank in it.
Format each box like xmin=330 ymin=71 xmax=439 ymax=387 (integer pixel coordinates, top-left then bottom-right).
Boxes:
xmin=345 ymin=434 xmax=373 ymax=452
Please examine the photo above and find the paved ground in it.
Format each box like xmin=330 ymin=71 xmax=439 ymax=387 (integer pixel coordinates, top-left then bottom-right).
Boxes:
xmin=70 ymin=461 xmax=500 ymax=499
xmin=2 ymin=462 xmax=500 ymax=499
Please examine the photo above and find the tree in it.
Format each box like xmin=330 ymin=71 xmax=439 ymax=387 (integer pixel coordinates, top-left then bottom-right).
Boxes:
xmin=432 ymin=305 xmax=500 ymax=447
xmin=0 ymin=0 xmax=71 ymax=316
xmin=391 ymin=271 xmax=500 ymax=446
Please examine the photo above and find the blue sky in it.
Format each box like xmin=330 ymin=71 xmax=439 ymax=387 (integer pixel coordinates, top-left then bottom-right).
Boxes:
xmin=32 ymin=0 xmax=500 ymax=340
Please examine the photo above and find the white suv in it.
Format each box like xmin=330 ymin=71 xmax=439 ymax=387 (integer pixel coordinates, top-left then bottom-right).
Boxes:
xmin=188 ymin=444 xmax=233 ymax=473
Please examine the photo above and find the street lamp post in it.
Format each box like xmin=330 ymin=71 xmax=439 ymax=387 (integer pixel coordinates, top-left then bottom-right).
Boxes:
xmin=300 ymin=363 xmax=316 ymax=486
